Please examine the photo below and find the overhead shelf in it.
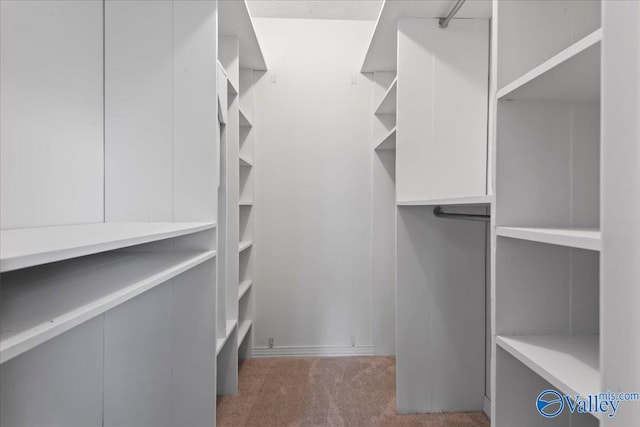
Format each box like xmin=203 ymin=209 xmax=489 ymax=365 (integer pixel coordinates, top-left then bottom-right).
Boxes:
xmin=397 ymin=195 xmax=493 ymax=206
xmin=0 ymin=222 xmax=216 ymax=272
xmin=361 ymin=0 xmax=492 ymax=72
xmin=219 ymin=0 xmax=267 ymax=70
xmin=497 ymin=227 xmax=601 ymax=251
xmin=239 ymin=240 xmax=253 ymax=253
xmin=239 ymin=155 xmax=253 ymax=167
xmin=0 ymin=250 xmax=216 ymax=364
xmin=237 ymin=320 xmax=252 ymax=350
xmin=216 ymin=319 xmax=238 ymax=356
xmin=497 ymin=335 xmax=600 ymax=406
xmin=498 ymin=29 xmax=601 ymax=101
xmin=239 ymin=108 xmax=253 ymax=128
xmin=375 ymin=77 xmax=397 ymax=115
xmin=375 ymin=126 xmax=396 ymax=151
xmin=239 ymin=280 xmax=252 ymax=301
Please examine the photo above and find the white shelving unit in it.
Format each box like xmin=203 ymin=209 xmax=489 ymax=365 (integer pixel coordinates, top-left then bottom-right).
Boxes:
xmin=239 ymin=240 xmax=253 ymax=253
xmin=374 ymin=77 xmax=396 ymax=115
xmin=0 ymin=222 xmax=215 ymax=272
xmin=492 ymin=1 xmax=603 ymax=425
xmin=374 ymin=126 xmax=396 ymax=151
xmin=238 ymin=279 xmax=252 ymax=300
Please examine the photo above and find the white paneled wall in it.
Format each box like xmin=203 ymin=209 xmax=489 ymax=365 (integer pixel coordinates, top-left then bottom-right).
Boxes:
xmin=252 ymin=18 xmax=376 ymax=356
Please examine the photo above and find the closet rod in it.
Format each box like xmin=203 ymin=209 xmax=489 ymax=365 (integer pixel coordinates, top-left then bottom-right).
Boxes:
xmin=433 ymin=206 xmax=490 ymax=222
xmin=439 ymin=0 xmax=466 ymax=29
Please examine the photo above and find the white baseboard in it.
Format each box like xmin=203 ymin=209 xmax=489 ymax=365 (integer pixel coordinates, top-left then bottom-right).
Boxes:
xmin=483 ymin=396 xmax=491 ymax=418
xmin=252 ymin=345 xmax=374 ymax=358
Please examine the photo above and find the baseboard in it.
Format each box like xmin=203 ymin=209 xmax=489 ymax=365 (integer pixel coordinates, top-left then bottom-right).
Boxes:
xmin=252 ymin=345 xmax=374 ymax=358
xmin=483 ymin=396 xmax=491 ymax=419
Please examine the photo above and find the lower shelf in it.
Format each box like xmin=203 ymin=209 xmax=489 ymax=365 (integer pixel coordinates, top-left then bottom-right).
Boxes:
xmin=237 ymin=320 xmax=252 ymax=350
xmin=496 ymin=227 xmax=601 ymax=251
xmin=238 ymin=280 xmax=252 ymax=300
xmin=1 ymin=250 xmax=216 ymax=364
xmin=216 ymin=319 xmax=238 ymax=356
xmin=497 ymin=334 xmax=599 ymax=399
xmin=239 ymin=241 xmax=253 ymax=253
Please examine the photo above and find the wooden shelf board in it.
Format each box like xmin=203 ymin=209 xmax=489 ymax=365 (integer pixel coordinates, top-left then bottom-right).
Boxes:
xmin=216 ymin=319 xmax=238 ymax=356
xmin=239 ymin=108 xmax=252 ymax=128
xmin=237 ymin=320 xmax=252 ymax=350
xmin=497 ymin=334 xmax=599 ymax=401
xmin=397 ymin=195 xmax=493 ymax=206
xmin=374 ymin=77 xmax=397 ymax=115
xmin=238 ymin=280 xmax=252 ymax=301
xmin=375 ymin=126 xmax=397 ymax=151
xmin=239 ymin=155 xmax=253 ymax=167
xmin=219 ymin=0 xmax=267 ymax=70
xmin=0 ymin=222 xmax=216 ymax=272
xmin=361 ymin=0 xmax=492 ymax=72
xmin=239 ymin=240 xmax=253 ymax=253
xmin=498 ymin=29 xmax=601 ymax=101
xmin=497 ymin=227 xmax=601 ymax=251
xmin=1 ymin=250 xmax=216 ymax=364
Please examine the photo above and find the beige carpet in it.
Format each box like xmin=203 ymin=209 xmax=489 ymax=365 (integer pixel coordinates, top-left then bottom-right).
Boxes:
xmin=216 ymin=356 xmax=490 ymax=426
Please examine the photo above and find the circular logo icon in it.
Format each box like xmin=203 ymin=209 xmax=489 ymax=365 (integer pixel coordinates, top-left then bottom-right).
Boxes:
xmin=537 ymin=389 xmax=564 ymax=418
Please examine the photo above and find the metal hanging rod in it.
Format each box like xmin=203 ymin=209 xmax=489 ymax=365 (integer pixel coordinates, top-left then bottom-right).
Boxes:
xmin=439 ymin=0 xmax=467 ymax=29
xmin=433 ymin=206 xmax=490 ymax=222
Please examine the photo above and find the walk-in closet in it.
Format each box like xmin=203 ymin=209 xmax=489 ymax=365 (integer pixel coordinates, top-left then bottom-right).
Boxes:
xmin=1 ymin=1 xmax=639 ymax=426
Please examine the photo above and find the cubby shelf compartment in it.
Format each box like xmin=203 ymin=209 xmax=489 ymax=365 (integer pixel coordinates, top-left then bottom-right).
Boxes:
xmin=0 ymin=250 xmax=216 ymax=364
xmin=375 ymin=126 xmax=396 ymax=151
xmin=237 ymin=320 xmax=252 ymax=350
xmin=239 ymin=155 xmax=253 ymax=167
xmin=239 ymin=240 xmax=253 ymax=253
xmin=375 ymin=77 xmax=397 ymax=115
xmin=216 ymin=319 xmax=238 ymax=356
xmin=498 ymin=29 xmax=602 ymax=101
xmin=497 ymin=227 xmax=601 ymax=251
xmin=0 ymin=222 xmax=216 ymax=273
xmin=239 ymin=108 xmax=252 ymax=128
xmin=238 ymin=280 xmax=252 ymax=300
xmin=497 ymin=335 xmax=600 ymax=404
xmin=397 ymin=195 xmax=492 ymax=206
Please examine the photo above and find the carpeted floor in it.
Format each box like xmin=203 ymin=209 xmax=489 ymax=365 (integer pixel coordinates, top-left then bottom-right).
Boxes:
xmin=216 ymin=356 xmax=490 ymax=426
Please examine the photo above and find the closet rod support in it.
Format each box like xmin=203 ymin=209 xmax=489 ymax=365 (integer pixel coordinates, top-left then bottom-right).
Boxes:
xmin=439 ymin=0 xmax=467 ymax=29
xmin=433 ymin=206 xmax=490 ymax=222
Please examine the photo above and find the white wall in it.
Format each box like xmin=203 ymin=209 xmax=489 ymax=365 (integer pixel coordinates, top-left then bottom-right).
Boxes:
xmin=252 ymin=18 xmax=376 ymax=354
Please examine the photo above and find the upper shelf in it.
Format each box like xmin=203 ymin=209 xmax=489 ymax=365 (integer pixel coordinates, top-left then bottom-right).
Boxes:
xmin=239 ymin=155 xmax=253 ymax=167
xmin=497 ymin=227 xmax=601 ymax=251
xmin=239 ymin=108 xmax=253 ymax=128
xmin=219 ymin=0 xmax=267 ymax=70
xmin=375 ymin=126 xmax=396 ymax=151
xmin=397 ymin=195 xmax=493 ymax=206
xmin=0 ymin=222 xmax=216 ymax=272
xmin=361 ymin=0 xmax=492 ymax=72
xmin=498 ymin=29 xmax=601 ymax=102
xmin=375 ymin=77 xmax=397 ymax=115
xmin=1 ymin=250 xmax=216 ymax=364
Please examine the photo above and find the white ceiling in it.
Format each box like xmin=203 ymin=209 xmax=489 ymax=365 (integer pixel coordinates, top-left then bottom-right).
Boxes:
xmin=246 ymin=0 xmax=383 ymax=21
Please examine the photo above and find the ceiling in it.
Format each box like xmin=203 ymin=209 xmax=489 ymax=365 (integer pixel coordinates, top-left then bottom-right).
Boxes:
xmin=246 ymin=0 xmax=383 ymax=21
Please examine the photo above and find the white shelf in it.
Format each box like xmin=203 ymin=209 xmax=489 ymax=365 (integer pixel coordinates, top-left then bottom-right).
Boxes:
xmin=361 ymin=0 xmax=492 ymax=72
xmin=237 ymin=320 xmax=252 ymax=350
xmin=0 ymin=222 xmax=216 ymax=272
xmin=1 ymin=250 xmax=216 ymax=364
xmin=238 ymin=280 xmax=252 ymax=301
xmin=397 ymin=195 xmax=493 ymax=206
xmin=239 ymin=201 xmax=253 ymax=206
xmin=239 ymin=108 xmax=252 ymax=128
xmin=497 ymin=335 xmax=599 ymax=401
xmin=219 ymin=0 xmax=267 ymax=70
xmin=239 ymin=240 xmax=253 ymax=253
xmin=497 ymin=227 xmax=601 ymax=251
xmin=216 ymin=319 xmax=238 ymax=356
xmin=374 ymin=126 xmax=396 ymax=151
xmin=239 ymin=155 xmax=253 ymax=167
xmin=498 ymin=29 xmax=601 ymax=101
xmin=374 ymin=77 xmax=397 ymax=115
